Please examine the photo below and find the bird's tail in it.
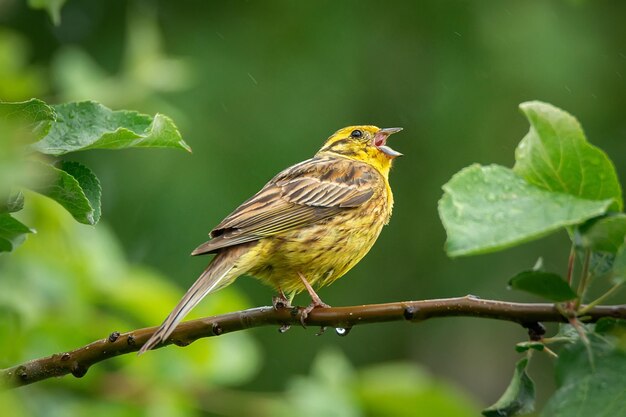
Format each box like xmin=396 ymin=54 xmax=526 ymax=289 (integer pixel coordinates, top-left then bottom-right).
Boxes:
xmin=138 ymin=249 xmax=243 ymax=354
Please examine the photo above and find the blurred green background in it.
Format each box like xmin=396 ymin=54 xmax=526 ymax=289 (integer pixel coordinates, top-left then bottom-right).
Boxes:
xmin=1 ymin=0 xmax=626 ymax=415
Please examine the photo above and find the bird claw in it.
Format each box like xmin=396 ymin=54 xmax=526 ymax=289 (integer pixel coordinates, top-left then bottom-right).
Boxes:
xmin=299 ymin=301 xmax=331 ymax=327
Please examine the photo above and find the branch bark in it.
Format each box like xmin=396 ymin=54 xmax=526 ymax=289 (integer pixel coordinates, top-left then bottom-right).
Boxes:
xmin=2 ymin=295 xmax=625 ymax=390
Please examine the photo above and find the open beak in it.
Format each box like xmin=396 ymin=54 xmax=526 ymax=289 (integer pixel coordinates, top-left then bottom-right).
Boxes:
xmin=373 ymin=127 xmax=403 ymax=158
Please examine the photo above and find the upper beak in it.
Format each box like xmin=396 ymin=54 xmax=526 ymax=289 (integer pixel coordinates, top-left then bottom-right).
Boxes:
xmin=374 ymin=127 xmax=403 ymax=158
xmin=380 ymin=127 xmax=403 ymax=135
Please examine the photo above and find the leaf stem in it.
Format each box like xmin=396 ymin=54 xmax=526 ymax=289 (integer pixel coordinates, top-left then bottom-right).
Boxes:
xmin=575 ymin=249 xmax=591 ymax=309
xmin=579 ymin=282 xmax=624 ymax=315
xmin=566 ymin=244 xmax=576 ymax=286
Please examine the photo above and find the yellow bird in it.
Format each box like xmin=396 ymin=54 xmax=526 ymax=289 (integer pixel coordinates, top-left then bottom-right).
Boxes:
xmin=140 ymin=125 xmax=403 ymax=353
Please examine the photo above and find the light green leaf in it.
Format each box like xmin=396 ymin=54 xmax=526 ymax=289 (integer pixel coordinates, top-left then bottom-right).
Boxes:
xmin=508 ymin=271 xmax=577 ymax=302
xmin=482 ymin=357 xmax=535 ymax=417
xmin=514 ymin=101 xmax=623 ymax=211
xmin=439 ymin=164 xmax=612 ymax=257
xmin=542 ymin=335 xmax=626 ymax=417
xmin=0 ymin=98 xmax=56 ymax=139
xmin=0 ymin=213 xmax=34 ymax=253
xmin=515 ymin=342 xmax=545 ymax=353
xmin=578 ymin=214 xmax=626 ymax=254
xmin=31 ymin=161 xmax=100 ymax=225
xmin=27 ymin=0 xmax=66 ymax=25
xmin=31 ymin=101 xmax=191 ymax=155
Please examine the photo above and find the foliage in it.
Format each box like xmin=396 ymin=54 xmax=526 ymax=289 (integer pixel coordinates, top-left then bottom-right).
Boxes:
xmin=439 ymin=102 xmax=626 ymax=415
xmin=0 ymin=195 xmax=261 ymax=416
xmin=0 ymin=98 xmax=190 ymax=252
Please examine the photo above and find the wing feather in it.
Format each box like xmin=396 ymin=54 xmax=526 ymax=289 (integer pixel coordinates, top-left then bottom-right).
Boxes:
xmin=192 ymin=157 xmax=380 ymax=255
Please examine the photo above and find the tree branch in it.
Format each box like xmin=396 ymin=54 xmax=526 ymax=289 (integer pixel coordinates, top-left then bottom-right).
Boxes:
xmin=2 ymin=295 xmax=625 ymax=390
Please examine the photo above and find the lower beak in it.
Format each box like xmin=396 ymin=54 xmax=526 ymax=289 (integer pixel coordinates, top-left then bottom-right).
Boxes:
xmin=375 ymin=127 xmax=403 ymax=158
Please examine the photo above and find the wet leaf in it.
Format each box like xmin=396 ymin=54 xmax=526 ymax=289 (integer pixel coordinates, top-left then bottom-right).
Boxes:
xmin=439 ymin=164 xmax=612 ymax=257
xmin=514 ymin=101 xmax=622 ymax=211
xmin=32 ymin=101 xmax=191 ymax=155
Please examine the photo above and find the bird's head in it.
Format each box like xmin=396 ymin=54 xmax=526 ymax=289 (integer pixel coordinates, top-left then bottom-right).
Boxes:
xmin=316 ymin=125 xmax=403 ymax=176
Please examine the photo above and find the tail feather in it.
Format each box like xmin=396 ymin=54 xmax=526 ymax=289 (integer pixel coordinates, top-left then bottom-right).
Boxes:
xmin=138 ymin=251 xmax=239 ymax=354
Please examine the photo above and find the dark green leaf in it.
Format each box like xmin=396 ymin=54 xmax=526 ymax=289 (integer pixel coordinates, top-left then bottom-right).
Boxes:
xmin=32 ymin=101 xmax=191 ymax=155
xmin=439 ymin=164 xmax=612 ymax=257
xmin=0 ymin=213 xmax=34 ymax=253
xmin=508 ymin=271 xmax=577 ymax=302
xmin=31 ymin=162 xmax=98 ymax=225
xmin=0 ymin=191 xmax=24 ymax=214
xmin=514 ymin=101 xmax=623 ymax=211
xmin=578 ymin=214 xmax=626 ymax=253
xmin=542 ymin=334 xmax=626 ymax=417
xmin=594 ymin=318 xmax=626 ymax=336
xmin=482 ymin=357 xmax=535 ymax=417
xmin=59 ymin=161 xmax=102 ymax=224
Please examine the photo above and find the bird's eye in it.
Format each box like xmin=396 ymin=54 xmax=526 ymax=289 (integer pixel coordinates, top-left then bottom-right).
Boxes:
xmin=350 ymin=129 xmax=363 ymax=138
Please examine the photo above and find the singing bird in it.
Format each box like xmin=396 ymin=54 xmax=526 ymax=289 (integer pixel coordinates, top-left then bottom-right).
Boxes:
xmin=139 ymin=125 xmax=403 ymax=353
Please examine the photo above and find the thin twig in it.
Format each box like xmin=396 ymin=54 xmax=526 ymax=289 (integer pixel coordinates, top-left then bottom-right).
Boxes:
xmin=1 ymin=295 xmax=625 ymax=390
xmin=566 ymin=244 xmax=576 ymax=286
xmin=575 ymin=249 xmax=591 ymax=309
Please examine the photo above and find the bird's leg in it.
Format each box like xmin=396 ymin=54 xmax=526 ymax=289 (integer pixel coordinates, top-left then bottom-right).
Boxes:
xmin=298 ymin=271 xmax=331 ymax=326
xmin=273 ymin=287 xmax=294 ymax=333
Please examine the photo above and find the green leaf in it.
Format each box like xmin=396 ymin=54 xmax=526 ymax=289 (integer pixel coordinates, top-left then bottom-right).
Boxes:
xmin=542 ymin=335 xmax=626 ymax=417
xmin=482 ymin=357 xmax=535 ymax=417
xmin=587 ymin=251 xmax=616 ymax=280
xmin=0 ymin=191 xmax=24 ymax=214
xmin=612 ymin=243 xmax=626 ymax=283
xmin=515 ymin=342 xmax=545 ymax=353
xmin=578 ymin=213 xmax=626 ymax=253
xmin=27 ymin=0 xmax=66 ymax=25
xmin=0 ymin=213 xmax=34 ymax=253
xmin=31 ymin=101 xmax=191 ymax=155
xmin=594 ymin=318 xmax=626 ymax=336
xmin=0 ymin=98 xmax=56 ymax=139
xmin=31 ymin=161 xmax=101 ymax=225
xmin=59 ymin=161 xmax=102 ymax=224
xmin=439 ymin=164 xmax=612 ymax=257
xmin=514 ymin=101 xmax=623 ymax=211
xmin=508 ymin=271 xmax=577 ymax=302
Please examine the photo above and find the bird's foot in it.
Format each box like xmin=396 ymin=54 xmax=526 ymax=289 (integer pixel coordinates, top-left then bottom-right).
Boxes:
xmin=300 ymin=299 xmax=331 ymax=327
xmin=297 ymin=271 xmax=331 ymax=327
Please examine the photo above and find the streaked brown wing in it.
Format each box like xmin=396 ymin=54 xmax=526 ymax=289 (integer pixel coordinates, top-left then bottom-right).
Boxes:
xmin=191 ymin=157 xmax=379 ymax=255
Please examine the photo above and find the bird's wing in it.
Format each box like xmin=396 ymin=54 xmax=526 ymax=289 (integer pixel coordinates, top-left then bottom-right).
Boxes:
xmin=191 ymin=157 xmax=379 ymax=255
